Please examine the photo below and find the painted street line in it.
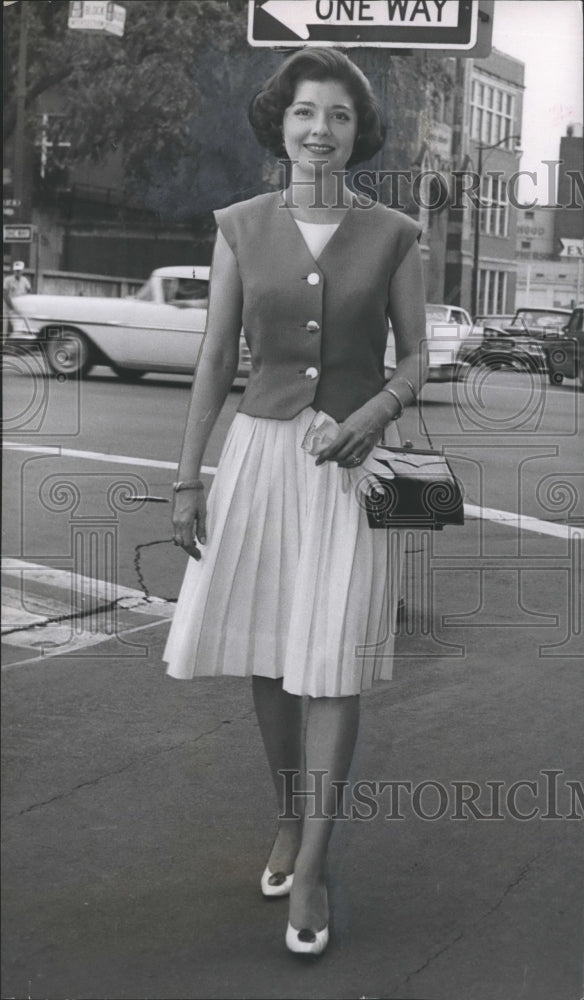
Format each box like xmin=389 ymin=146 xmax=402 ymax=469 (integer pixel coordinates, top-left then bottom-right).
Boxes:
xmin=2 ymin=617 xmax=169 ymax=671
xmin=5 ymin=441 xmax=583 ymax=540
xmin=3 ymin=440 xmax=215 ymax=476
xmin=1 ymin=557 xmax=174 ymax=662
xmin=2 ymin=557 xmax=173 ymax=614
xmin=462 ymin=504 xmax=584 ymax=541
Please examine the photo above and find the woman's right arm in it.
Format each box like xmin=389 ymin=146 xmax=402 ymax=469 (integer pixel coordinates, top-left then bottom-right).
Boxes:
xmin=172 ymin=229 xmax=243 ymax=558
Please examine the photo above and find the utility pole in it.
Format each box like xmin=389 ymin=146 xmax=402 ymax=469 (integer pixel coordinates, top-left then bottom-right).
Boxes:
xmin=13 ymin=0 xmax=29 ymax=224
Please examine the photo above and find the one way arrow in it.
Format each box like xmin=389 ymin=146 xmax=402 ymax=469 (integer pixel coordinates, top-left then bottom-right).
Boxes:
xmin=260 ymin=1 xmax=459 ymax=42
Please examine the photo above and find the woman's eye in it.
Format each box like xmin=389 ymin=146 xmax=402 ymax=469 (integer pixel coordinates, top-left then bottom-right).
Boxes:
xmin=294 ymin=108 xmax=311 ymax=117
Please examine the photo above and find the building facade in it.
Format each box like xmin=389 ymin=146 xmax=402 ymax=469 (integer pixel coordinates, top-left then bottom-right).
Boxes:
xmin=445 ymin=47 xmax=525 ymax=316
xmin=514 ymin=125 xmax=584 ymax=309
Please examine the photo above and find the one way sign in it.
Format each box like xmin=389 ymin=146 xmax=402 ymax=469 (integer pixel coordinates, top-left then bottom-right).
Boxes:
xmin=248 ymin=0 xmax=479 ymax=49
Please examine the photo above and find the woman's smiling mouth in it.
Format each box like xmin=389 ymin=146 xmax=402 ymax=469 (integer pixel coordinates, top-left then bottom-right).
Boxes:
xmin=304 ymin=143 xmax=335 ymax=153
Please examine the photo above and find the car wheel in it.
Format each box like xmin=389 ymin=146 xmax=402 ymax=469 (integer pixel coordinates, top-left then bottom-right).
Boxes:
xmin=44 ymin=329 xmax=94 ymax=378
xmin=549 ymin=371 xmax=564 ymax=385
xmin=111 ymin=365 xmax=147 ymax=381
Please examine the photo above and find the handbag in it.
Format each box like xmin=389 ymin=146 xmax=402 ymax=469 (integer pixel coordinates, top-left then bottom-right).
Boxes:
xmin=364 ymin=396 xmax=464 ymax=530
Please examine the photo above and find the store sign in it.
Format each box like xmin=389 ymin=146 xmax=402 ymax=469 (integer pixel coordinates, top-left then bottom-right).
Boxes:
xmin=3 ymin=225 xmax=34 ymax=243
xmin=559 ymin=238 xmax=583 ymax=258
xmin=248 ymin=0 xmax=479 ymax=48
xmin=68 ymin=1 xmax=126 ymax=37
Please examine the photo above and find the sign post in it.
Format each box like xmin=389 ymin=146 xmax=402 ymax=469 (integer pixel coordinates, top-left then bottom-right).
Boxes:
xmin=248 ymin=0 xmax=492 ymax=53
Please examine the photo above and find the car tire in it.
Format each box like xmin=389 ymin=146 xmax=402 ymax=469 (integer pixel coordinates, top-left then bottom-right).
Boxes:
xmin=44 ymin=329 xmax=94 ymax=378
xmin=549 ymin=371 xmax=564 ymax=385
xmin=111 ymin=365 xmax=147 ymax=381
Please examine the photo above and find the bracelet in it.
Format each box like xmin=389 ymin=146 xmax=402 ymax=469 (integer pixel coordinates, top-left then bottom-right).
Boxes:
xmin=391 ymin=376 xmax=417 ymax=401
xmin=173 ymin=479 xmax=205 ymax=492
xmin=383 ymin=387 xmax=404 ymax=420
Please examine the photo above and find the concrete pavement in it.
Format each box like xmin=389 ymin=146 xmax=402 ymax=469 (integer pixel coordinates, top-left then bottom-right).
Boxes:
xmin=2 ymin=518 xmax=583 ymax=1000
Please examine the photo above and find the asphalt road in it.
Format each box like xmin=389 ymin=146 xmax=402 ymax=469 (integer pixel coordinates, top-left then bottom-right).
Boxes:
xmin=2 ymin=362 xmax=583 ymax=1000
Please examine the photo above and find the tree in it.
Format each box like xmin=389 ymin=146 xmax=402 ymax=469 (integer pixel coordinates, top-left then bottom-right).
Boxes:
xmin=3 ymin=1 xmax=456 ymax=224
xmin=4 ymin=0 xmax=258 ymax=218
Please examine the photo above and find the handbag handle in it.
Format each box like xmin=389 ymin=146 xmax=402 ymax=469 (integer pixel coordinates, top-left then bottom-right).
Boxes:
xmin=390 ymin=375 xmax=436 ymax=451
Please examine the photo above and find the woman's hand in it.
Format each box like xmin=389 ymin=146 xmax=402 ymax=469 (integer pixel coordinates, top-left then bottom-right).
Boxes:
xmin=172 ymin=489 xmax=207 ymax=560
xmin=315 ymin=394 xmax=394 ymax=468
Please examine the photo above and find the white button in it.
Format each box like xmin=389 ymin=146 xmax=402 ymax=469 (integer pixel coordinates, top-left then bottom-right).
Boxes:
xmin=306 ymin=320 xmax=320 ymax=332
xmin=305 ymin=367 xmax=319 ymax=380
xmin=307 ymin=272 xmax=320 ymax=285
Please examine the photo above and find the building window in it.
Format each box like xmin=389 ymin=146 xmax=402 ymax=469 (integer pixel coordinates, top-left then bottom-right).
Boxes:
xmin=478 ymin=270 xmax=508 ymax=314
xmin=471 ymin=78 xmax=515 ymax=147
xmin=521 ymin=241 xmax=531 ymax=249
xmin=473 ymin=174 xmax=509 ymax=237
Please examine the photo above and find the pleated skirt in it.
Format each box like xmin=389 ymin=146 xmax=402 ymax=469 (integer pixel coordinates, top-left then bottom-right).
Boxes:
xmin=163 ymin=406 xmax=403 ymax=697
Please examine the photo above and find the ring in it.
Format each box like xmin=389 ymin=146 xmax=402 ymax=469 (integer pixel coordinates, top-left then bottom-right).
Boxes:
xmin=350 ymin=455 xmax=361 ymax=465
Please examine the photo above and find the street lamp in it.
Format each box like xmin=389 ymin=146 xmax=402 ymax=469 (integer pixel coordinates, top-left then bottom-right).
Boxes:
xmin=471 ymin=134 xmax=522 ymax=318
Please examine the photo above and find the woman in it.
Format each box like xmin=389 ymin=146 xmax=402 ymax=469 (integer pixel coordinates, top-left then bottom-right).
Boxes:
xmin=164 ymin=47 xmax=427 ymax=956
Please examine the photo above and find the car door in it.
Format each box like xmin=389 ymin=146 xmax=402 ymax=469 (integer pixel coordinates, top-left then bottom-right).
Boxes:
xmin=106 ymin=277 xmax=208 ymax=372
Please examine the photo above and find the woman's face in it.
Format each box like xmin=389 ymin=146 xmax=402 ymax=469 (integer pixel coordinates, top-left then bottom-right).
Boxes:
xmin=282 ymin=78 xmax=358 ymax=173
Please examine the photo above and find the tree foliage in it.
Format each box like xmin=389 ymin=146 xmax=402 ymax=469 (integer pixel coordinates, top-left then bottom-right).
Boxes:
xmin=3 ymin=1 xmax=455 ymax=223
xmin=4 ymin=2 xmax=252 ymax=195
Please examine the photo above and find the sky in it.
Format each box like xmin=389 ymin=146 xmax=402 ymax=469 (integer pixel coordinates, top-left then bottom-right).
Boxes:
xmin=491 ymin=0 xmax=583 ymax=203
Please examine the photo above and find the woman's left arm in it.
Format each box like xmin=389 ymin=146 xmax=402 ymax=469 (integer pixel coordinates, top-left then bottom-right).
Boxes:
xmin=315 ymin=241 xmax=428 ymax=468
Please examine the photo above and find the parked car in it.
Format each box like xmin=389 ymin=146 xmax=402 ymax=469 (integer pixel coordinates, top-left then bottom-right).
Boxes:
xmin=385 ymin=303 xmax=472 ymax=382
xmin=501 ymin=307 xmax=573 ymax=338
xmin=458 ymin=307 xmax=573 ymax=373
xmin=543 ymin=303 xmax=584 ymax=390
xmin=5 ymin=265 xmax=251 ymax=382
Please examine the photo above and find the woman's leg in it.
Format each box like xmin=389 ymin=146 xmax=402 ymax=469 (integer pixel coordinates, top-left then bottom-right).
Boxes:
xmin=288 ymin=694 xmax=360 ymax=932
xmin=252 ymin=676 xmax=303 ymax=874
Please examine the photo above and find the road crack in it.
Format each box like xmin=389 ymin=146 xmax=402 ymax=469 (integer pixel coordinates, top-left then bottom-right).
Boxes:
xmin=5 ymin=711 xmax=257 ymax=820
xmin=400 ymin=849 xmax=550 ymax=989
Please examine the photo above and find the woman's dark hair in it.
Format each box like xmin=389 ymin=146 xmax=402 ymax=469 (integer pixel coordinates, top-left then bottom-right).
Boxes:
xmin=248 ymin=48 xmax=385 ymax=167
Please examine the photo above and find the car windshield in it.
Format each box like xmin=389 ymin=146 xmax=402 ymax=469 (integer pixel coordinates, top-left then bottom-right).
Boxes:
xmin=161 ymin=277 xmax=208 ymax=305
xmin=510 ymin=311 xmax=569 ymax=330
xmin=133 ymin=277 xmax=156 ymax=302
xmin=426 ymin=307 xmax=450 ymax=323
xmin=132 ymin=275 xmax=209 ymax=305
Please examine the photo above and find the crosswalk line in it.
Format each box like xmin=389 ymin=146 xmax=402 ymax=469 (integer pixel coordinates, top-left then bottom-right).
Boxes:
xmin=2 ymin=558 xmax=174 ymax=614
xmin=1 ymin=558 xmax=174 ymax=660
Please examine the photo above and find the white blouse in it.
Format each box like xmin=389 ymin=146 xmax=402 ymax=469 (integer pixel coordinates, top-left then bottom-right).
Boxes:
xmin=294 ymin=219 xmax=340 ymax=260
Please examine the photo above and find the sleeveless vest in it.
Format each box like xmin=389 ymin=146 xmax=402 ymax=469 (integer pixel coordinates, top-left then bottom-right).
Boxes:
xmin=214 ymin=191 xmax=420 ymax=421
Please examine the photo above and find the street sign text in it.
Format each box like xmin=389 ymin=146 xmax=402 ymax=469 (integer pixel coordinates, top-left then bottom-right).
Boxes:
xmin=249 ymin=0 xmax=478 ymax=48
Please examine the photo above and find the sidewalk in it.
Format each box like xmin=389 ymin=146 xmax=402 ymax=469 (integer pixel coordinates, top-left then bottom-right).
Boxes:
xmin=2 ymin=521 xmax=583 ymax=1000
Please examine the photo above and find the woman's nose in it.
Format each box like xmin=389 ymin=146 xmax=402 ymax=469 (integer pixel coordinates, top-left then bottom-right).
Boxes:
xmin=311 ymin=113 xmax=331 ymax=135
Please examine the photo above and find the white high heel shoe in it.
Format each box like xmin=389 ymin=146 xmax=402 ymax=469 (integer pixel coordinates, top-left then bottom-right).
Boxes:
xmin=261 ymin=866 xmax=294 ymax=897
xmin=285 ymin=921 xmax=329 ymax=955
